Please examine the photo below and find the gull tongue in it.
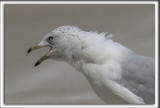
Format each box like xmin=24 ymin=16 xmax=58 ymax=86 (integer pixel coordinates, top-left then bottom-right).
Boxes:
xmin=48 ymin=47 xmax=53 ymax=53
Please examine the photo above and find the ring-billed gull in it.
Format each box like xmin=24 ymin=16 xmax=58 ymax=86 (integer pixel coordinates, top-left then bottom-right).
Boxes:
xmin=26 ymin=25 xmax=155 ymax=104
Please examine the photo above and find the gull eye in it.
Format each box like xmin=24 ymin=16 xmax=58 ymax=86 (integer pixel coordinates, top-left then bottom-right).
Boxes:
xmin=48 ymin=36 xmax=53 ymax=41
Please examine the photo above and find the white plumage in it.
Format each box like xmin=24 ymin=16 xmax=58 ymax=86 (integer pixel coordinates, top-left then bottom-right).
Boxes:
xmin=27 ymin=25 xmax=155 ymax=104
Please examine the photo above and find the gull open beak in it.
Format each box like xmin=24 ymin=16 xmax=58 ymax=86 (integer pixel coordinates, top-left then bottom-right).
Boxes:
xmin=26 ymin=45 xmax=52 ymax=67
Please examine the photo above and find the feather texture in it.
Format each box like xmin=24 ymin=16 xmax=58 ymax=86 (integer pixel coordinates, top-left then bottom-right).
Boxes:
xmin=37 ymin=25 xmax=155 ymax=104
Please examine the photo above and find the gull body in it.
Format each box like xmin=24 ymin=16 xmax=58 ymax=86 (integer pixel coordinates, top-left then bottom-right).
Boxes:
xmin=27 ymin=25 xmax=155 ymax=104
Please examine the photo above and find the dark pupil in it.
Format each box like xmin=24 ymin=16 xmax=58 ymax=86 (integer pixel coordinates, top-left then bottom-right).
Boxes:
xmin=49 ymin=36 xmax=53 ymax=40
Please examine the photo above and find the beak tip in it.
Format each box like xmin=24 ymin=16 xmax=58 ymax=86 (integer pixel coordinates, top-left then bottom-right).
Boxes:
xmin=34 ymin=64 xmax=37 ymax=68
xmin=26 ymin=48 xmax=32 ymax=56
xmin=34 ymin=61 xmax=40 ymax=68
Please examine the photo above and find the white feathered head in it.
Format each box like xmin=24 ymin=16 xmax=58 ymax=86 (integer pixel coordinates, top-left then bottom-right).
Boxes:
xmin=26 ymin=25 xmax=112 ymax=67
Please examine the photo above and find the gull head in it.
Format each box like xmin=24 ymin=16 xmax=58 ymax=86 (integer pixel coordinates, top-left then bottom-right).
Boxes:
xmin=26 ymin=25 xmax=82 ymax=67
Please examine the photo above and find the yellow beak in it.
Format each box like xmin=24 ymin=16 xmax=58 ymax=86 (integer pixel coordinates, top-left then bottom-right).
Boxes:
xmin=26 ymin=45 xmax=50 ymax=67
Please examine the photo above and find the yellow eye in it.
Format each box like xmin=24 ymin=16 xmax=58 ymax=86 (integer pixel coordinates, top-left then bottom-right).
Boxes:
xmin=48 ymin=36 xmax=53 ymax=41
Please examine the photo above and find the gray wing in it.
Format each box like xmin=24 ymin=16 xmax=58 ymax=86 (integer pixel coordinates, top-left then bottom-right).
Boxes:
xmin=118 ymin=52 xmax=155 ymax=104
